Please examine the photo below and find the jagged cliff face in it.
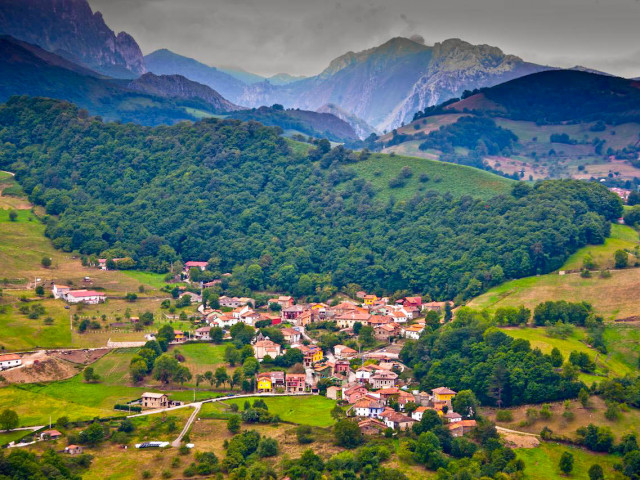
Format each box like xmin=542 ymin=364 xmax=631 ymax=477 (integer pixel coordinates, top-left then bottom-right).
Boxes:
xmin=128 ymin=73 xmax=242 ymax=112
xmin=379 ymin=39 xmax=547 ymax=131
xmin=0 ymin=0 xmax=145 ymax=77
xmin=240 ymin=37 xmax=549 ymax=131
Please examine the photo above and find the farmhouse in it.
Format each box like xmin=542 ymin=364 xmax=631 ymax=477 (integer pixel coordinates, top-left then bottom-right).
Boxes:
xmin=194 ymin=326 xmax=211 ymax=341
xmin=448 ymin=419 xmax=477 ymax=437
xmin=0 ymin=353 xmax=21 ymax=370
xmin=142 ymin=392 xmax=169 ymax=409
xmin=358 ymin=418 xmax=387 ymax=435
xmin=60 ymin=289 xmax=106 ymax=304
xmin=52 ymin=284 xmax=70 ymax=299
xmin=253 ymin=339 xmax=282 ymax=361
xmin=40 ymin=429 xmax=62 ymax=440
xmin=184 ymin=261 xmax=208 ymax=273
xmin=64 ymin=445 xmax=84 ymax=455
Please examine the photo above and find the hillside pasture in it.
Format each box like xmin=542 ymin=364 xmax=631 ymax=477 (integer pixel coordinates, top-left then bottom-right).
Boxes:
xmin=516 ymin=442 xmax=620 ymax=480
xmin=222 ymin=395 xmax=337 ymax=427
xmin=348 ymin=152 xmax=513 ymax=201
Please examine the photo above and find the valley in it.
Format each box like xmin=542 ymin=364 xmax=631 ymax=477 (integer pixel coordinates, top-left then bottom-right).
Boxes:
xmin=0 ymin=0 xmax=640 ymax=479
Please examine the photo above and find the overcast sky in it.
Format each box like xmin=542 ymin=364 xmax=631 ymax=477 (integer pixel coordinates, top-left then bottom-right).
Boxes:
xmin=90 ymin=0 xmax=640 ymax=78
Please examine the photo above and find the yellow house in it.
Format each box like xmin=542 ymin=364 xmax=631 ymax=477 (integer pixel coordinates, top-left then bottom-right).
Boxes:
xmin=432 ymin=387 xmax=457 ymax=405
xmin=257 ymin=374 xmax=272 ymax=393
xmin=364 ymin=295 xmax=378 ymax=306
xmin=313 ymin=348 xmax=324 ymax=363
xmin=173 ymin=330 xmax=186 ymax=342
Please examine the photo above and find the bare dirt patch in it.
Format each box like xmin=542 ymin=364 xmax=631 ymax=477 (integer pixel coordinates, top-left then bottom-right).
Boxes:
xmin=499 ymin=430 xmax=540 ymax=448
xmin=50 ymin=348 xmax=110 ymax=364
xmin=1 ymin=357 xmax=80 ymax=384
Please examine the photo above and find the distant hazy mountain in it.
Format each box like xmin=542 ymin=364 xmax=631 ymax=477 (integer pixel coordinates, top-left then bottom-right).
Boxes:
xmin=128 ymin=73 xmax=243 ymax=112
xmin=0 ymin=36 xmax=235 ymax=125
xmin=239 ymin=37 xmax=549 ymax=131
xmin=218 ymin=66 xmax=265 ymax=85
xmin=144 ymin=49 xmax=247 ymax=103
xmin=227 ymin=105 xmax=359 ymax=143
xmin=316 ymin=104 xmax=377 ymax=139
xmin=0 ymin=0 xmax=145 ymax=78
xmin=268 ymin=73 xmax=307 ymax=85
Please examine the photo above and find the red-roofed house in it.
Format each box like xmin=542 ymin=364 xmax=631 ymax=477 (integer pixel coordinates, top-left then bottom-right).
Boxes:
xmin=184 ymin=261 xmax=208 ymax=273
xmin=65 ymin=290 xmax=106 ymax=304
xmin=0 ymin=354 xmax=22 ymax=370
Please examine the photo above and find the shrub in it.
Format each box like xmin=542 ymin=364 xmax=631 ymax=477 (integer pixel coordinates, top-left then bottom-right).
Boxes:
xmin=296 ymin=424 xmax=314 ymax=444
xmin=496 ymin=410 xmax=513 ymax=422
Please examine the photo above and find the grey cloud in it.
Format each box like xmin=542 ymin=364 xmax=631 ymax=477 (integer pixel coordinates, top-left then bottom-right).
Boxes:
xmin=89 ymin=0 xmax=640 ymax=77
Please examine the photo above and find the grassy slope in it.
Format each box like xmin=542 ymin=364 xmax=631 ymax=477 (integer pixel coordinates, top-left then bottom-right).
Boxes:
xmin=349 ymin=152 xmax=514 ymax=201
xmin=517 ymin=442 xmax=619 ymax=480
xmin=221 ymin=395 xmax=337 ymax=427
xmin=501 ymin=326 xmax=634 ymax=382
xmin=469 ymin=225 xmax=640 ymax=319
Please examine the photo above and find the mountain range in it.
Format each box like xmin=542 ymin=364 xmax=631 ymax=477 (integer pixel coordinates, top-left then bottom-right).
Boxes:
xmin=1 ymin=0 xmax=638 ymax=143
xmin=0 ymin=0 xmax=145 ymax=78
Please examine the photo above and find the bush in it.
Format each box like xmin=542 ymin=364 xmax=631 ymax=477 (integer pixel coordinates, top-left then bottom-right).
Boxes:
xmin=296 ymin=425 xmax=314 ymax=444
xmin=257 ymin=437 xmax=278 ymax=457
xmin=496 ymin=410 xmax=513 ymax=422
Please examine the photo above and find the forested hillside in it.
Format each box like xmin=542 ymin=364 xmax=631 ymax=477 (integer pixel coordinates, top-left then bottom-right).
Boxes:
xmin=0 ymin=97 xmax=622 ymax=300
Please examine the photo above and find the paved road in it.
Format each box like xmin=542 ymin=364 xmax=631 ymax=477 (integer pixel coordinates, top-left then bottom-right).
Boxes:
xmin=127 ymin=392 xmax=313 ymax=447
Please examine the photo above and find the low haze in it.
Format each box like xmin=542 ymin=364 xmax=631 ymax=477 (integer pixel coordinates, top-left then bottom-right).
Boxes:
xmin=90 ymin=0 xmax=640 ymax=78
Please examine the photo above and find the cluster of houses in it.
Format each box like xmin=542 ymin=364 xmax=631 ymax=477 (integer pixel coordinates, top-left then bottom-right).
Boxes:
xmin=52 ymin=283 xmax=106 ymax=304
xmin=346 ymin=385 xmax=476 ymax=436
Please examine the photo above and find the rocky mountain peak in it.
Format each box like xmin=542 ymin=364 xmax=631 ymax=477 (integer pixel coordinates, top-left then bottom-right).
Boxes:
xmin=0 ymin=0 xmax=146 ymax=78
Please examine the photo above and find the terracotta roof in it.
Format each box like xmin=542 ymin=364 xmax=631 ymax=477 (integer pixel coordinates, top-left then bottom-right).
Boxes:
xmin=432 ymin=387 xmax=457 ymax=395
xmin=185 ymin=261 xmax=208 ymax=267
xmin=143 ymin=392 xmax=167 ymax=398
xmin=42 ymin=429 xmax=62 ymax=436
xmin=0 ymin=354 xmax=20 ymax=361
xmin=67 ymin=290 xmax=105 ymax=297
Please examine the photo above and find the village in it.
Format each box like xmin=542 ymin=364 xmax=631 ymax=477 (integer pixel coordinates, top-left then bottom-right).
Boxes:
xmin=0 ymin=258 xmax=478 ymax=444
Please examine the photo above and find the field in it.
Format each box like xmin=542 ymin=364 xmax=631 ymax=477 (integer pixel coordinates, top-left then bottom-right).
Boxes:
xmin=517 ymin=442 xmax=620 ymax=480
xmin=469 ymin=225 xmax=640 ymax=320
xmin=348 ymin=152 xmax=513 ymax=201
xmin=380 ymin=114 xmax=640 ymax=181
xmin=175 ymin=343 xmax=228 ymax=377
xmin=501 ymin=326 xmax=635 ymax=381
xmin=215 ymin=395 xmax=337 ymax=427
xmin=562 ymin=224 xmax=639 ymax=271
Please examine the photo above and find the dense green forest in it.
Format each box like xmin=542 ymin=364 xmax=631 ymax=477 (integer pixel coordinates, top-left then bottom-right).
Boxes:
xmin=480 ymin=70 xmax=640 ymax=125
xmin=0 ymin=97 xmax=622 ymax=299
xmin=401 ymin=308 xmax=585 ymax=406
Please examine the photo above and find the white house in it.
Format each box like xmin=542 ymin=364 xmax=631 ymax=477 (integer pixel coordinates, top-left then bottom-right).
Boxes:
xmin=194 ymin=326 xmax=211 ymax=341
xmin=402 ymin=323 xmax=425 ymax=340
xmin=0 ymin=354 xmax=21 ymax=370
xmin=354 ymin=397 xmax=385 ymax=418
xmin=64 ymin=290 xmax=106 ymax=304
xmin=52 ymin=284 xmax=70 ymax=299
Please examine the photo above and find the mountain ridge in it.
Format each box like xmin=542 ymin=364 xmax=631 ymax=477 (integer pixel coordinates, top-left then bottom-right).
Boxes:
xmin=0 ymin=0 xmax=145 ymax=78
